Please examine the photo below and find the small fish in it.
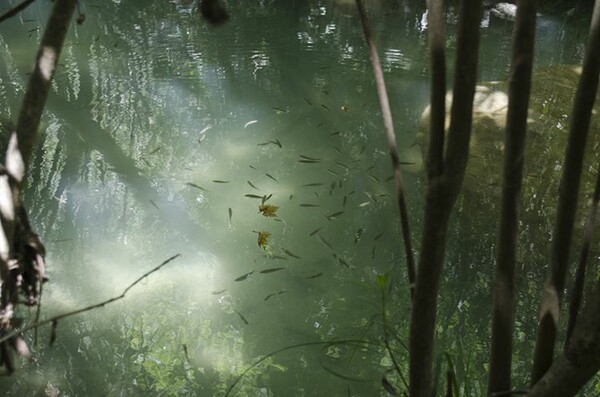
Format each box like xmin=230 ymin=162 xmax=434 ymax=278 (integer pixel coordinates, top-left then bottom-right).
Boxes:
xmin=257 ymin=142 xmax=272 ymax=146
xmin=327 ymin=211 xmax=344 ymax=220
xmin=298 ymin=159 xmax=321 ymax=164
xmin=245 ymin=194 xmax=263 ymax=199
xmin=336 ymin=162 xmax=349 ymax=169
xmin=359 ymin=201 xmax=371 ymax=207
xmin=385 ymin=175 xmax=395 ymax=183
xmin=342 ymin=196 xmax=348 ymax=207
xmin=265 ymin=173 xmax=278 ymax=183
xmin=318 ymin=235 xmax=333 ymax=250
xmin=309 ymin=227 xmax=322 ymax=236
xmin=183 ymin=344 xmax=190 ymax=362
xmin=320 ymin=104 xmax=330 ymax=111
xmin=327 ymin=169 xmax=340 ymax=177
xmin=400 ymin=161 xmax=416 ymax=165
xmin=316 ymin=121 xmax=325 ymax=127
xmin=247 ymin=181 xmax=259 ymax=190
xmin=381 ymin=377 xmax=398 ymax=396
xmin=236 ymin=311 xmax=249 ymax=325
xmin=272 ymin=106 xmax=287 ymax=113
xmin=304 ymin=98 xmax=312 ymax=105
xmin=374 ymin=231 xmax=385 ymax=240
xmin=329 ymin=181 xmax=336 ymax=195
xmin=300 ymin=203 xmax=320 ymax=207
xmin=244 ymin=120 xmax=258 ymax=128
xmin=186 ymin=182 xmax=208 ymax=191
xmin=264 ymin=290 xmax=288 ymax=301
xmin=304 ymin=183 xmax=323 ymax=187
xmin=235 ymin=271 xmax=254 ymax=282
xmin=369 ymin=175 xmax=381 ymax=183
xmin=228 ymin=207 xmax=233 ymax=222
xmin=299 ymin=154 xmax=322 ymax=161
xmin=264 ymin=293 xmax=277 ymax=301
xmin=260 ymin=267 xmax=286 ymax=274
xmin=211 ymin=289 xmax=227 ymax=295
xmin=371 ymin=245 xmax=376 ymax=259
xmin=338 ymin=257 xmax=350 ymax=268
xmin=148 ymin=146 xmax=162 ymax=155
xmin=273 ymin=139 xmax=282 ymax=148
xmin=212 ymin=180 xmax=230 ymax=183
xmin=262 ymin=194 xmax=273 ymax=203
xmin=365 ymin=165 xmax=376 ymax=172
xmin=305 ymin=272 xmax=323 ymax=279
xmin=283 ymin=249 xmax=300 ymax=259
xmin=330 ymin=131 xmax=341 ymax=136
xmin=50 ymin=320 xmax=58 ymax=346
xmin=289 ymin=194 xmax=294 ymax=200
xmin=200 ymin=125 xmax=212 ymax=135
xmin=249 ymin=165 xmax=257 ymax=170
xmin=354 ymin=228 xmax=363 ymax=244
xmin=365 ymin=192 xmax=378 ymax=203
xmin=149 ymin=200 xmax=159 ymax=210
xmin=269 ymin=255 xmax=288 ymax=260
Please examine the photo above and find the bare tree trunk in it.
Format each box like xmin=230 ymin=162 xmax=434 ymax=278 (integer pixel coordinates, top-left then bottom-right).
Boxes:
xmin=527 ymin=280 xmax=600 ymax=397
xmin=409 ymin=1 xmax=482 ymax=396
xmin=565 ymin=166 xmax=600 ymax=343
xmin=487 ymin=0 xmax=537 ymax=394
xmin=531 ymin=0 xmax=600 ymax=384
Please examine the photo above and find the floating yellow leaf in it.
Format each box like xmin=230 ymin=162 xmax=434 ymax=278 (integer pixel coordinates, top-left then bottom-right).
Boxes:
xmin=259 ymin=204 xmax=279 ymax=217
xmin=257 ymin=231 xmax=271 ymax=249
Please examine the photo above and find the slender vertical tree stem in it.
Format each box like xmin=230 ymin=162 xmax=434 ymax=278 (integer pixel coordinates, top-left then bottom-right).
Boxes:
xmin=488 ymin=0 xmax=537 ymax=394
xmin=409 ymin=1 xmax=482 ymax=396
xmin=355 ymin=0 xmax=416 ymax=299
xmin=531 ymin=0 xmax=600 ymax=383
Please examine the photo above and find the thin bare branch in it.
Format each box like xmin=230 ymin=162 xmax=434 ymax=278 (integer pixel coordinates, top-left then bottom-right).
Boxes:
xmin=488 ymin=0 xmax=537 ymax=394
xmin=355 ymin=0 xmax=416 ymax=300
xmin=565 ymin=167 xmax=600 ymax=343
xmin=527 ymin=290 xmax=600 ymax=397
xmin=0 ymin=254 xmax=181 ymax=345
xmin=0 ymin=0 xmax=37 ymax=24
xmin=531 ymin=0 xmax=600 ymax=383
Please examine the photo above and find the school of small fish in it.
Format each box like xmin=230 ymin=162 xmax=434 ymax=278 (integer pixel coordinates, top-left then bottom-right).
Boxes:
xmin=172 ymin=92 xmax=416 ymax=328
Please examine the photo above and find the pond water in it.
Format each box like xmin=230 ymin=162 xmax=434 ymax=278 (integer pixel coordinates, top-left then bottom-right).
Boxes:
xmin=0 ymin=0 xmax=595 ymax=396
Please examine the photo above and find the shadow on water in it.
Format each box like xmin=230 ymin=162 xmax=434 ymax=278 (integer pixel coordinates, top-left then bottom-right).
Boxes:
xmin=0 ymin=0 xmax=594 ymax=395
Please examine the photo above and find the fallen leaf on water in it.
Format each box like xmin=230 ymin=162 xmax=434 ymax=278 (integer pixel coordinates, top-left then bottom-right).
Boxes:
xmin=259 ymin=204 xmax=279 ymax=217
xmin=257 ymin=231 xmax=271 ymax=249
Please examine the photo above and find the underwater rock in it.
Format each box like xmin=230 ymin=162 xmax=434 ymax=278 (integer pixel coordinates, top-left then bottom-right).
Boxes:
xmin=419 ymin=65 xmax=600 ymax=243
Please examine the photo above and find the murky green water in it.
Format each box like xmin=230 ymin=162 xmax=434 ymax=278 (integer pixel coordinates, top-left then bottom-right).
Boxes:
xmin=0 ymin=0 xmax=595 ymax=396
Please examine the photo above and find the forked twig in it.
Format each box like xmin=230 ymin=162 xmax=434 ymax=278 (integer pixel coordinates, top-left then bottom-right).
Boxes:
xmin=0 ymin=254 xmax=180 ymax=345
